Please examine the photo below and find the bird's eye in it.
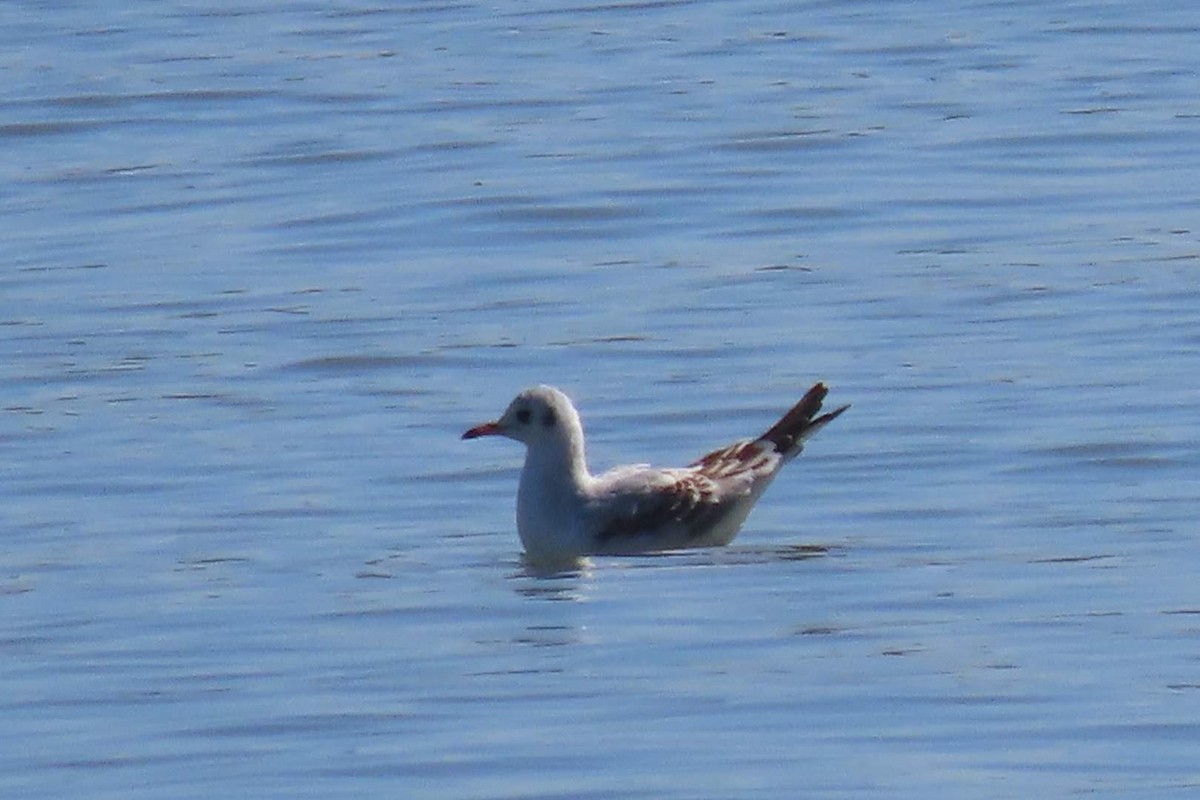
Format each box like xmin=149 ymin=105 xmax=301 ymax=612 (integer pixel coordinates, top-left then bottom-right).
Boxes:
xmin=515 ymin=408 xmax=532 ymax=424
xmin=542 ymin=409 xmax=556 ymax=428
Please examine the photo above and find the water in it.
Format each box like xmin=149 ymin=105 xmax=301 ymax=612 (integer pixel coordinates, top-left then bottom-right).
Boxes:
xmin=3 ymin=1 xmax=1200 ymax=797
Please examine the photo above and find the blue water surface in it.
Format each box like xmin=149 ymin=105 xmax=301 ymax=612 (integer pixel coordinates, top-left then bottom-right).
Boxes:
xmin=3 ymin=2 xmax=1199 ymax=798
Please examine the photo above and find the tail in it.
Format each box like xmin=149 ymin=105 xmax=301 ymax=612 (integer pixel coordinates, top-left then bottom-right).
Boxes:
xmin=758 ymin=382 xmax=849 ymax=458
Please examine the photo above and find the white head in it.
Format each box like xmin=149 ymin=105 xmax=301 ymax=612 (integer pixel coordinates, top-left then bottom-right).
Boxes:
xmin=465 ymin=386 xmax=592 ymax=558
xmin=462 ymin=385 xmax=586 ymax=460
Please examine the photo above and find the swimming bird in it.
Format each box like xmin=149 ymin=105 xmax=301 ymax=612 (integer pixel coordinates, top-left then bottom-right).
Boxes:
xmin=463 ymin=382 xmax=848 ymax=564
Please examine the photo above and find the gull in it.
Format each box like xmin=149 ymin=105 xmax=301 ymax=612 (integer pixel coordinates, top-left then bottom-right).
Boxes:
xmin=463 ymin=382 xmax=848 ymax=564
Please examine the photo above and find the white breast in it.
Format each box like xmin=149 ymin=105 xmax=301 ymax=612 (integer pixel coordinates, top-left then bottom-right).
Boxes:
xmin=516 ymin=453 xmax=589 ymax=559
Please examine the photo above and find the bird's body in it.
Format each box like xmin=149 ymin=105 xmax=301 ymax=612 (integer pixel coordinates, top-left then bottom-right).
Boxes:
xmin=463 ymin=383 xmax=847 ymax=564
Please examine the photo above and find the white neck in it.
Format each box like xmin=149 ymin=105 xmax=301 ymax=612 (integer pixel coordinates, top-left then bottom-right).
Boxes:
xmin=516 ymin=430 xmax=591 ymax=557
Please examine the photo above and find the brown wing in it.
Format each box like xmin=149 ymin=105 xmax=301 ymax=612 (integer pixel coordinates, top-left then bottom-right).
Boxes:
xmin=591 ymin=437 xmax=780 ymax=548
xmin=690 ymin=439 xmax=779 ymax=479
xmin=591 ymin=469 xmax=730 ymax=547
xmin=591 ymin=384 xmax=848 ymax=551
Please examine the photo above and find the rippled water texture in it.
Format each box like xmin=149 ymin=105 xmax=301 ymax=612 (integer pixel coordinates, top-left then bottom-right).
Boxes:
xmin=3 ymin=2 xmax=1200 ymax=798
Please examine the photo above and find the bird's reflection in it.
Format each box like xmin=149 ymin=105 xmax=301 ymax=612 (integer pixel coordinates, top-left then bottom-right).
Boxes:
xmin=508 ymin=541 xmax=832 ymax=595
xmin=511 ymin=554 xmax=592 ymax=601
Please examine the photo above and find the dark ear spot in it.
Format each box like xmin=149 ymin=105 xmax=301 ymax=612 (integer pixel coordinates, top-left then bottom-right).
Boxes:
xmin=542 ymin=408 xmax=557 ymax=428
xmin=515 ymin=408 xmax=531 ymax=425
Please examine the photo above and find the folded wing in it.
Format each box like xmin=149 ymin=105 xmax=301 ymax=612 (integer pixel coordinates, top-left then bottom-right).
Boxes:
xmin=587 ymin=441 xmax=775 ymax=550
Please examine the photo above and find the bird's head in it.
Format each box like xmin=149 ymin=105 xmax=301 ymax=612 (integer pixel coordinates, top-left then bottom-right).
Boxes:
xmin=462 ymin=385 xmax=583 ymax=452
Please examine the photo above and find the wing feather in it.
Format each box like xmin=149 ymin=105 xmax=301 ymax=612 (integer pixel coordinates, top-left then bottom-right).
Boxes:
xmin=589 ymin=468 xmax=721 ymax=546
xmin=588 ymin=442 xmax=775 ymax=547
xmin=579 ymin=384 xmax=847 ymax=553
xmin=690 ymin=439 xmax=780 ymax=479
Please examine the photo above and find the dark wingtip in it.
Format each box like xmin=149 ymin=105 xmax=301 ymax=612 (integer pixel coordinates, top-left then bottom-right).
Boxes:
xmin=759 ymin=382 xmax=846 ymax=454
xmin=815 ymin=403 xmax=850 ymax=427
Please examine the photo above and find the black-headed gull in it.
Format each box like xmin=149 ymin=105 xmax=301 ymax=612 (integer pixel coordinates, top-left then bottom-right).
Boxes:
xmin=463 ymin=382 xmax=848 ymax=563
